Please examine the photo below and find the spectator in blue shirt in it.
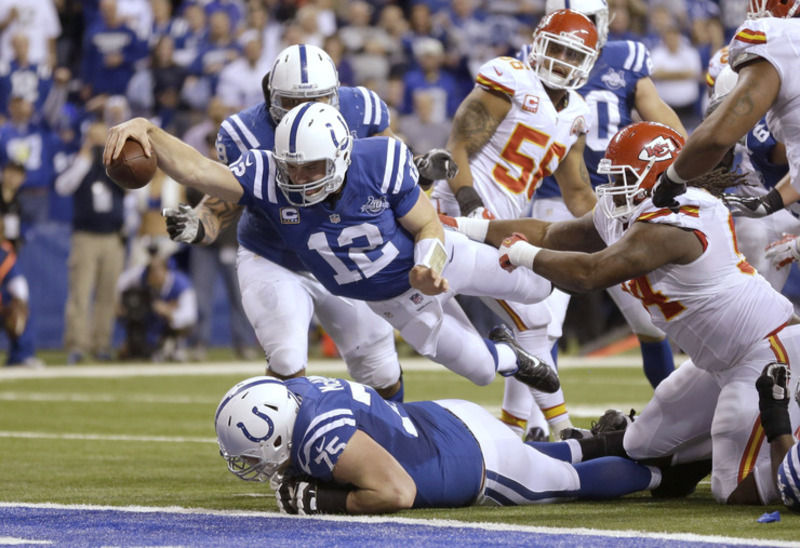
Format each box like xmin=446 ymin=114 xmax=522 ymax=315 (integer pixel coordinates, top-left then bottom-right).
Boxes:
xmin=80 ymin=0 xmax=142 ymax=98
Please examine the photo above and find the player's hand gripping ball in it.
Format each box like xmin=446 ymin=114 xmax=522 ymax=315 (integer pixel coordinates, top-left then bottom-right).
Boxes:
xmin=106 ymin=139 xmax=157 ymax=189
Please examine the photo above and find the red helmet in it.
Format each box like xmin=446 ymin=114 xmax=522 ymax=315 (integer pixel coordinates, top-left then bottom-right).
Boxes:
xmin=529 ymin=9 xmax=600 ymax=90
xmin=595 ymin=122 xmax=685 ymax=219
xmin=748 ymin=0 xmax=800 ymax=18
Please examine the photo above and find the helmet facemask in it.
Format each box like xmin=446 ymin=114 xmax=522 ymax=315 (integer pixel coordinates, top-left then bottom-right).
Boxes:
xmin=747 ymin=0 xmax=800 ymax=18
xmin=215 ymin=377 xmax=300 ymax=484
xmin=267 ymin=44 xmax=341 ymax=124
xmin=274 ymin=102 xmax=353 ymax=207
xmin=529 ymin=11 xmax=600 ymax=90
xmin=596 ymin=159 xmax=654 ymax=221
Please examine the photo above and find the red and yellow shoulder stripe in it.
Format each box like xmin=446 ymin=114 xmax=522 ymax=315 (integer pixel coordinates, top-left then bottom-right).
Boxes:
xmin=476 ymin=73 xmax=514 ymax=96
xmin=636 ymin=206 xmax=699 ymax=222
xmin=734 ymin=28 xmax=767 ymax=45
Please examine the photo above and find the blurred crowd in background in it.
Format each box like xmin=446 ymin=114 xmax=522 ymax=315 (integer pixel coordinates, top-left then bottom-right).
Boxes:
xmin=0 ymin=0 xmax=760 ymax=365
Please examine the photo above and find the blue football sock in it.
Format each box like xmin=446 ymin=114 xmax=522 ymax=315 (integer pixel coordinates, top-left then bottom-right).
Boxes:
xmin=574 ymin=457 xmax=656 ymax=499
xmin=640 ymin=339 xmax=674 ymax=388
xmin=526 ymin=441 xmax=572 ymax=462
xmin=550 ymin=341 xmax=558 ymax=368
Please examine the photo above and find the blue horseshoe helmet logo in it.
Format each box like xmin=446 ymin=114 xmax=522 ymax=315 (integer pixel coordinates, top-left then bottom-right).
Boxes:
xmin=236 ymin=406 xmax=275 ymax=442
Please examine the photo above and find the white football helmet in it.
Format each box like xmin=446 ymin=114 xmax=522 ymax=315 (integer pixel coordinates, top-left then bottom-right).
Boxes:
xmin=214 ymin=376 xmax=300 ymax=483
xmin=274 ymin=102 xmax=353 ymax=207
xmin=530 ymin=10 xmax=600 ymax=90
xmin=546 ymin=0 xmax=609 ymax=48
xmin=778 ymin=441 xmax=800 ymax=512
xmin=268 ymin=44 xmax=340 ymax=124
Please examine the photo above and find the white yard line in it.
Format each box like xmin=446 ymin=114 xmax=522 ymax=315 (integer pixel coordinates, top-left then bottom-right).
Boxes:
xmin=0 ymin=431 xmax=216 ymax=443
xmin=0 ymin=355 xmax=690 ymax=381
xmin=0 ymin=502 xmax=793 ymax=547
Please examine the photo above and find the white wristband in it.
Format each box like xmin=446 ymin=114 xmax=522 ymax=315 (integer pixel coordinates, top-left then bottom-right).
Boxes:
xmin=508 ymin=240 xmax=541 ymax=269
xmin=456 ymin=217 xmax=489 ymax=242
xmin=414 ymin=238 xmax=448 ymax=275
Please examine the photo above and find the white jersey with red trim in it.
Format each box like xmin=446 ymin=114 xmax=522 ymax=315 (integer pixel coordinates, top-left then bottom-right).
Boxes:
xmin=432 ymin=55 xmax=590 ymax=220
xmin=705 ymin=45 xmax=729 ymax=88
xmin=729 ymin=18 xmax=800 ymax=192
xmin=593 ymin=187 xmax=793 ymax=372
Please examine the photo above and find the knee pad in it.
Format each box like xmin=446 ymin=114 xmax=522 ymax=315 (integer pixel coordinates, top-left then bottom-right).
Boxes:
xmin=266 ymin=346 xmax=308 ymax=377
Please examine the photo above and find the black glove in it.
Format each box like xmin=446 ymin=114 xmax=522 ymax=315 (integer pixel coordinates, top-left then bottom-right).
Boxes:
xmin=414 ymin=149 xmax=458 ymax=190
xmin=162 ymin=204 xmax=205 ymax=244
xmin=755 ymin=362 xmax=792 ymax=443
xmin=275 ymin=477 xmax=349 ymax=515
xmin=724 ymin=188 xmax=785 ymax=218
xmin=651 ymin=169 xmax=686 ymax=208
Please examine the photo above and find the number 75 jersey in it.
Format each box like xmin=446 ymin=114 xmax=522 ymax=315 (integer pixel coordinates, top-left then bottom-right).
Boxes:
xmin=435 ymin=55 xmax=589 ymax=219
xmin=230 ymin=137 xmax=420 ymax=301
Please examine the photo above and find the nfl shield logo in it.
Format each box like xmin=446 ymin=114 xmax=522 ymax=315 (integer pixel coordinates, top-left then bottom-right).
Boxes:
xmin=410 ymin=293 xmax=423 ymax=305
xmin=329 ymin=214 xmax=341 ymax=223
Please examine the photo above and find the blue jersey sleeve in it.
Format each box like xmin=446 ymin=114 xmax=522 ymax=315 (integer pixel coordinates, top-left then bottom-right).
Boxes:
xmin=384 ymin=138 xmax=421 ymax=217
xmin=216 ymin=123 xmax=242 ymax=166
xmin=339 ymin=86 xmax=391 ymax=138
xmin=229 ymin=149 xmax=273 ymax=208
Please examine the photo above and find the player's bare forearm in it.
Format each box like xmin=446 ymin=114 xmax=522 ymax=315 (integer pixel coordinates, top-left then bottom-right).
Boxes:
xmin=634 ymin=77 xmax=688 ymax=137
xmin=446 ymin=88 xmax=508 ymax=194
xmin=554 ymin=137 xmax=596 ymax=217
xmin=672 ymin=60 xmax=779 ymax=180
xmin=104 ymin=118 xmax=243 ymax=202
xmin=770 ymin=435 xmax=796 ymax=483
xmin=196 ymin=195 xmax=243 ymax=245
xmin=399 ymin=192 xmax=445 ymax=244
xmin=486 ymin=213 xmax=604 ymax=252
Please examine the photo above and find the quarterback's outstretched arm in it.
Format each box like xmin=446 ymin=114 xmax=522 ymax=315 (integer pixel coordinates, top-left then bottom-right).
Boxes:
xmin=670 ymin=59 xmax=779 ymax=181
xmin=104 ymin=118 xmax=244 ymax=203
xmin=400 ymin=191 xmax=449 ymax=295
xmin=194 ymin=195 xmax=244 ymax=245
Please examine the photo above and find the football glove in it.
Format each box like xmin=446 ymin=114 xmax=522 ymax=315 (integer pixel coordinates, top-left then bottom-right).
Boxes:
xmin=414 ymin=148 xmax=458 ymax=180
xmin=276 ymin=477 xmax=349 ymax=515
xmin=764 ymin=233 xmax=800 ymax=270
xmin=651 ymin=169 xmax=686 ymax=209
xmin=724 ymin=188 xmax=784 ymax=218
xmin=755 ymin=362 xmax=792 ymax=443
xmin=162 ymin=204 xmax=204 ymax=244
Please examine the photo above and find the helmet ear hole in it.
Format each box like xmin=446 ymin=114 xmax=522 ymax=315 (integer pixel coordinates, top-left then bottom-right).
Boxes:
xmin=273 ymin=435 xmax=282 ymax=448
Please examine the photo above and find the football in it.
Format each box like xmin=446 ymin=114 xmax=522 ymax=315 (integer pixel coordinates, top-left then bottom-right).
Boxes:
xmin=106 ymin=139 xmax=157 ymax=190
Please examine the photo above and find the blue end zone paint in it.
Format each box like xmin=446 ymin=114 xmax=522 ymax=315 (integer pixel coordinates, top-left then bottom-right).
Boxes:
xmin=0 ymin=506 xmax=769 ymax=548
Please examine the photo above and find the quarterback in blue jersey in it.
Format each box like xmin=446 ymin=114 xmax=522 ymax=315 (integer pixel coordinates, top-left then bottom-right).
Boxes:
xmin=525 ymin=0 xmax=686 ymax=394
xmin=163 ymin=45 xmax=405 ymax=400
xmin=215 ymin=375 xmax=664 ymax=514
xmin=106 ymin=100 xmax=559 ymax=393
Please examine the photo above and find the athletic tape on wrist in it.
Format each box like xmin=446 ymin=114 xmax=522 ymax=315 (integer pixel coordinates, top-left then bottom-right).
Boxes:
xmin=665 ymin=164 xmax=689 ymax=185
xmin=507 ymin=240 xmax=541 ymax=269
xmin=414 ymin=238 xmax=448 ymax=275
xmin=456 ymin=217 xmax=489 ymax=242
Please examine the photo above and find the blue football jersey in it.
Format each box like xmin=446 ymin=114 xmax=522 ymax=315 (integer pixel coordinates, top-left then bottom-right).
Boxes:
xmin=531 ymin=40 xmax=651 ymax=199
xmin=285 ymin=376 xmax=484 ymax=508
xmin=746 ymin=118 xmax=789 ymax=190
xmin=231 ymin=137 xmax=420 ymax=301
xmin=217 ymin=86 xmax=391 ymax=272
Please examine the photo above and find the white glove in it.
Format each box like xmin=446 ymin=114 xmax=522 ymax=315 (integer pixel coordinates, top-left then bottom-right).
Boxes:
xmin=162 ymin=204 xmax=203 ymax=243
xmin=438 ymin=213 xmax=489 ymax=242
xmin=764 ymin=233 xmax=800 ymax=270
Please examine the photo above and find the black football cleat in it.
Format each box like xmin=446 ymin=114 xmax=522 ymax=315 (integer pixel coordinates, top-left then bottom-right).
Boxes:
xmin=651 ymin=459 xmax=712 ymax=499
xmin=489 ymin=325 xmax=560 ymax=393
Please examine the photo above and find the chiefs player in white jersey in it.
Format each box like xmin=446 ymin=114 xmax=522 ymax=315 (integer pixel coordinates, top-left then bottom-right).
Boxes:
xmin=443 ymin=121 xmax=800 ymax=504
xmin=653 ymin=0 xmax=800 ymax=221
xmin=431 ymin=9 xmax=599 ymax=440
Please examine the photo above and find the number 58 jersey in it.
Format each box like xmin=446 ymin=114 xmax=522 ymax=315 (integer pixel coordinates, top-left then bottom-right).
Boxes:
xmin=433 ymin=55 xmax=589 ymax=219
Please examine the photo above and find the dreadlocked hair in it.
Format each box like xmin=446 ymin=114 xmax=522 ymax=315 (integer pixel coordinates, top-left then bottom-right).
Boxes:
xmin=687 ymin=168 xmax=751 ymax=198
